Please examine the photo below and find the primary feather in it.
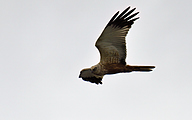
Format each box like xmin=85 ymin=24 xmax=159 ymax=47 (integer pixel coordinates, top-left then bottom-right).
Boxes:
xmin=96 ymin=7 xmax=139 ymax=65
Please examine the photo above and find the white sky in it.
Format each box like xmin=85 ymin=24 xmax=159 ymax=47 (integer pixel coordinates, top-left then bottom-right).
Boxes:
xmin=0 ymin=0 xmax=192 ymax=120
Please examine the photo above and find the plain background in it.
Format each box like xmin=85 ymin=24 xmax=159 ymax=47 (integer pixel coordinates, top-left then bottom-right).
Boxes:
xmin=0 ymin=0 xmax=192 ymax=120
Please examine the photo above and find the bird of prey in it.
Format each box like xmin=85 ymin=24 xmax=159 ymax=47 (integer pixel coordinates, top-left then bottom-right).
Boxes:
xmin=79 ymin=7 xmax=155 ymax=85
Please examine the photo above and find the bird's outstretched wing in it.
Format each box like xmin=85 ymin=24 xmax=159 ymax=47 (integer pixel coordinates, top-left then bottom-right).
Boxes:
xmin=95 ymin=7 xmax=139 ymax=65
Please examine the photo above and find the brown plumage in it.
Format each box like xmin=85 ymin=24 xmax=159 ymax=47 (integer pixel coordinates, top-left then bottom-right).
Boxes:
xmin=79 ymin=6 xmax=155 ymax=85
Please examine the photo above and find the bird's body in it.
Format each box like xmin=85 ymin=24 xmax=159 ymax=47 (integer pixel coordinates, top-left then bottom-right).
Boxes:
xmin=79 ymin=6 xmax=155 ymax=85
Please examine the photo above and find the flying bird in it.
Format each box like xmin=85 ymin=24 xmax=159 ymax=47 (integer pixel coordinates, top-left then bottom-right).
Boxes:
xmin=79 ymin=7 xmax=155 ymax=85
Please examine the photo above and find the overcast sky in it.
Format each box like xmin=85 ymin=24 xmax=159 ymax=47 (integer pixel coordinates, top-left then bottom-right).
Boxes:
xmin=0 ymin=0 xmax=192 ymax=120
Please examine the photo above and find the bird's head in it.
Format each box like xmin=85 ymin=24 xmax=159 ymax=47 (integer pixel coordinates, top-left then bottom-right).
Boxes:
xmin=79 ymin=68 xmax=103 ymax=85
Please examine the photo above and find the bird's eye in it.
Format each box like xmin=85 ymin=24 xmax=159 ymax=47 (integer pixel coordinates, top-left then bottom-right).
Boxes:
xmin=93 ymin=67 xmax=97 ymax=71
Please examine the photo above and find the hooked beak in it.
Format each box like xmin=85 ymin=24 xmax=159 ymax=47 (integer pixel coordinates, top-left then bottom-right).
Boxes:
xmin=79 ymin=75 xmax=81 ymax=78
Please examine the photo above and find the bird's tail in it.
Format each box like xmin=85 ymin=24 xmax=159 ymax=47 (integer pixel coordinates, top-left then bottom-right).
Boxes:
xmin=126 ymin=65 xmax=155 ymax=72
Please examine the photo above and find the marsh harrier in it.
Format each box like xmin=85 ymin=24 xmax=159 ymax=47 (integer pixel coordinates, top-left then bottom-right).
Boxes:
xmin=79 ymin=7 xmax=155 ymax=84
